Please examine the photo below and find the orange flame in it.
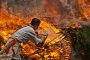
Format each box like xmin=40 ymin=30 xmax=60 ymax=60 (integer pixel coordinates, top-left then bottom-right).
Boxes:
xmin=0 ymin=7 xmax=71 ymax=60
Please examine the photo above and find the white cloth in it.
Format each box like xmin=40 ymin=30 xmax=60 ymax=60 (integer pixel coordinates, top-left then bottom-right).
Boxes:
xmin=12 ymin=26 xmax=42 ymax=44
xmin=1 ymin=25 xmax=42 ymax=60
xmin=0 ymin=38 xmax=21 ymax=60
xmin=7 ymin=42 xmax=21 ymax=60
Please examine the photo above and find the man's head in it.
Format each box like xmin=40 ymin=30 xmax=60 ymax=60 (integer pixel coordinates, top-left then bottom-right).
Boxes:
xmin=31 ymin=18 xmax=41 ymax=30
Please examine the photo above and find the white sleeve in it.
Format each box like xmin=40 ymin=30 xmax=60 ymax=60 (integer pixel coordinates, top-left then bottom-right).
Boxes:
xmin=29 ymin=32 xmax=42 ymax=45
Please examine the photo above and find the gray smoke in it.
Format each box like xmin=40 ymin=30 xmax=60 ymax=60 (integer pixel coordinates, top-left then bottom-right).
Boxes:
xmin=1 ymin=0 xmax=90 ymax=28
xmin=59 ymin=19 xmax=90 ymax=28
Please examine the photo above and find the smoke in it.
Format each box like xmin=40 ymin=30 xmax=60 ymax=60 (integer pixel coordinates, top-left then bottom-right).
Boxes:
xmin=5 ymin=0 xmax=63 ymax=19
xmin=1 ymin=0 xmax=90 ymax=28
xmin=76 ymin=19 xmax=90 ymax=26
xmin=59 ymin=19 xmax=90 ymax=28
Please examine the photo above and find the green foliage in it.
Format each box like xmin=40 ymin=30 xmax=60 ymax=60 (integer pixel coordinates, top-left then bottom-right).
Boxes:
xmin=81 ymin=26 xmax=90 ymax=53
xmin=67 ymin=26 xmax=90 ymax=59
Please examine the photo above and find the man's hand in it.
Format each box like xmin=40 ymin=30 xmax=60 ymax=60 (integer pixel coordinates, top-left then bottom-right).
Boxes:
xmin=35 ymin=42 xmax=43 ymax=47
xmin=36 ymin=34 xmax=48 ymax=47
xmin=42 ymin=34 xmax=48 ymax=43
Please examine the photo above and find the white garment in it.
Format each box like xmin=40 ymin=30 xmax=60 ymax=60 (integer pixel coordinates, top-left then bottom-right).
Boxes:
xmin=1 ymin=25 xmax=42 ymax=60
xmin=0 ymin=38 xmax=21 ymax=60
xmin=12 ymin=26 xmax=42 ymax=44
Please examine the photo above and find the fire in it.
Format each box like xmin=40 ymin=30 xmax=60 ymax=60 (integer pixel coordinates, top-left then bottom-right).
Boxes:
xmin=0 ymin=12 xmax=29 ymax=42
xmin=0 ymin=0 xmax=90 ymax=59
xmin=78 ymin=0 xmax=90 ymax=19
xmin=21 ymin=21 xmax=67 ymax=59
xmin=70 ymin=22 xmax=82 ymax=28
xmin=0 ymin=12 xmax=71 ymax=60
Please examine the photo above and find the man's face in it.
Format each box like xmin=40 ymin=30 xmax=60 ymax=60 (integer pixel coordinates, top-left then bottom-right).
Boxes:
xmin=34 ymin=24 xmax=39 ymax=30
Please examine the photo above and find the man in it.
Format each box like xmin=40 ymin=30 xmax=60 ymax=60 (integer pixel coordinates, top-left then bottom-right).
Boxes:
xmin=0 ymin=18 xmax=45 ymax=59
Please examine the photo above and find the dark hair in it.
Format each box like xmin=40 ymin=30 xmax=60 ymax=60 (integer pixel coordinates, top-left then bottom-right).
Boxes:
xmin=31 ymin=18 xmax=40 ymax=26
